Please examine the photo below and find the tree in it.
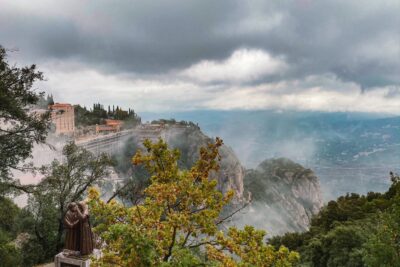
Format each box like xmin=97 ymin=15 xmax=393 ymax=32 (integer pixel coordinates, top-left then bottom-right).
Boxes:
xmin=110 ymin=136 xmax=149 ymax=205
xmin=363 ymin=211 xmax=400 ymax=267
xmin=0 ymin=46 xmax=50 ymax=194
xmin=0 ymin=196 xmax=23 ymax=266
xmin=29 ymin=142 xmax=112 ymax=256
xmin=271 ymin=172 xmax=400 ymax=267
xmin=363 ymin=173 xmax=400 ymax=267
xmin=47 ymin=94 xmax=54 ymax=106
xmin=88 ymin=138 xmax=299 ymax=266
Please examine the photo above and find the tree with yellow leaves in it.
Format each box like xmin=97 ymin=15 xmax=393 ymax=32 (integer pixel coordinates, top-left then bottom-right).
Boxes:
xmin=88 ymin=138 xmax=299 ymax=266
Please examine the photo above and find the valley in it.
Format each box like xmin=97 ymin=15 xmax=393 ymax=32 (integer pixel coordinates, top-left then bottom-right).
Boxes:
xmin=141 ymin=110 xmax=400 ymax=199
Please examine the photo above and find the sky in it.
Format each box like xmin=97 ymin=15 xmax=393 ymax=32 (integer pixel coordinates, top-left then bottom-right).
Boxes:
xmin=1 ymin=0 xmax=399 ymax=114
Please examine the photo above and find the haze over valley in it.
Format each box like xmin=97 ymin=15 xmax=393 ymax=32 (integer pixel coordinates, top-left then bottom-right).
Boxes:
xmin=1 ymin=1 xmax=399 ymax=266
xmin=141 ymin=110 xmax=400 ymax=200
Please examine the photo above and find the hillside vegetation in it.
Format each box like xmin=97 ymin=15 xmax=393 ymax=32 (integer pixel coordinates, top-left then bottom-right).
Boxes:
xmin=270 ymin=172 xmax=400 ymax=267
xmin=74 ymin=103 xmax=141 ymax=128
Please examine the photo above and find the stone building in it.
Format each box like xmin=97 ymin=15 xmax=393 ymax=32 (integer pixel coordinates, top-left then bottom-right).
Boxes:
xmin=49 ymin=103 xmax=75 ymax=135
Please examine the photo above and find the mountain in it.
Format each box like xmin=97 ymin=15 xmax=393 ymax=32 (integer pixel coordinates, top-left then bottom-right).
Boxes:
xmin=241 ymin=158 xmax=323 ymax=234
xmin=112 ymin=123 xmax=245 ymax=200
xmin=112 ymin=123 xmax=323 ymax=234
xmin=161 ymin=123 xmax=245 ymax=199
xmin=16 ymin=119 xmax=324 ymax=234
xmin=141 ymin=110 xmax=400 ymax=199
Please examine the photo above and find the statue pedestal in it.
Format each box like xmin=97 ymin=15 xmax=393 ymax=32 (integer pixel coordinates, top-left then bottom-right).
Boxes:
xmin=54 ymin=252 xmax=90 ymax=267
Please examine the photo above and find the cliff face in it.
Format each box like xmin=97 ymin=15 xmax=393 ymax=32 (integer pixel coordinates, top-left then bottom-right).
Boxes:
xmin=111 ymin=124 xmax=245 ymax=200
xmin=161 ymin=125 xmax=245 ymax=199
xmin=243 ymin=158 xmax=323 ymax=234
xmin=112 ymin=124 xmax=323 ymax=234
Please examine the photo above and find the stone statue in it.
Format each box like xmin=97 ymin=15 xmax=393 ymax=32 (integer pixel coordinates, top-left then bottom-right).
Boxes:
xmin=64 ymin=202 xmax=80 ymax=252
xmin=76 ymin=201 xmax=94 ymax=255
xmin=63 ymin=201 xmax=94 ymax=256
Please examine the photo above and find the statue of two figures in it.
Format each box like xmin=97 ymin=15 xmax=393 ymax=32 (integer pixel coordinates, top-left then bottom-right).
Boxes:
xmin=63 ymin=201 xmax=94 ymax=257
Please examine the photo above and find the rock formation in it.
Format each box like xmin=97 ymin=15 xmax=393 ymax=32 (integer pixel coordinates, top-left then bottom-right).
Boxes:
xmin=243 ymin=158 xmax=323 ymax=234
xmin=82 ymin=122 xmax=323 ymax=234
xmin=161 ymin=124 xmax=245 ymax=200
xmin=111 ymin=123 xmax=245 ymax=200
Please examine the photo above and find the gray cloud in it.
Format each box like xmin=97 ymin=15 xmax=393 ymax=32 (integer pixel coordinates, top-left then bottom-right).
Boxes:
xmin=1 ymin=1 xmax=399 ymax=86
xmin=0 ymin=0 xmax=399 ymax=111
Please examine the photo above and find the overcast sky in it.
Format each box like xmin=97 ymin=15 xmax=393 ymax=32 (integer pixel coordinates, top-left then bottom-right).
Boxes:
xmin=1 ymin=0 xmax=399 ymax=113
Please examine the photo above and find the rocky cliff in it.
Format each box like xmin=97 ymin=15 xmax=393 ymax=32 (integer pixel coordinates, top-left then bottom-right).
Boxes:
xmin=112 ymin=124 xmax=323 ymax=234
xmin=112 ymin=124 xmax=245 ymax=200
xmin=243 ymin=158 xmax=323 ymax=234
xmin=158 ymin=124 xmax=245 ymax=199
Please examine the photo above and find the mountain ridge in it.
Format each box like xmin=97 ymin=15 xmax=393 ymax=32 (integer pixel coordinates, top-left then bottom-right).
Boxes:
xmin=242 ymin=157 xmax=323 ymax=234
xmin=111 ymin=123 xmax=324 ymax=234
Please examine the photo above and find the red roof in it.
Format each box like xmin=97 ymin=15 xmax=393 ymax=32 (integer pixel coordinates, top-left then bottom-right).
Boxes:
xmin=105 ymin=119 xmax=123 ymax=126
xmin=50 ymin=103 xmax=73 ymax=109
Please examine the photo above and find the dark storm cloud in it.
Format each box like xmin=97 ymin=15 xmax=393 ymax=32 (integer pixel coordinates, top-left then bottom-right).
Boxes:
xmin=0 ymin=1 xmax=241 ymax=73
xmin=0 ymin=0 xmax=399 ymax=88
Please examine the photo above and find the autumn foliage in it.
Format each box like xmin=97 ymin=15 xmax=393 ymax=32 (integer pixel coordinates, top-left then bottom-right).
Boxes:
xmin=88 ymin=138 xmax=299 ymax=266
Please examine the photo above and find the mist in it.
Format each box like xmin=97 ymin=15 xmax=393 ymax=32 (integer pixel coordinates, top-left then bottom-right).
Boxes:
xmin=228 ymin=203 xmax=305 ymax=236
xmin=141 ymin=110 xmax=400 ymax=200
xmin=12 ymin=134 xmax=68 ymax=206
xmin=12 ymin=109 xmax=399 ymax=236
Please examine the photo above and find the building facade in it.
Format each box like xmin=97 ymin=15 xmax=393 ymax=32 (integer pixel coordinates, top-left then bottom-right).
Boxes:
xmin=95 ymin=119 xmax=123 ymax=134
xmin=50 ymin=103 xmax=75 ymax=135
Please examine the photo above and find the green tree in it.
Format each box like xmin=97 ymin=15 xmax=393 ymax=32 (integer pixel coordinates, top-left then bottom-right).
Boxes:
xmin=272 ymin=172 xmax=400 ymax=267
xmin=0 ymin=46 xmax=50 ymax=194
xmin=28 ymin=142 xmax=112 ymax=258
xmin=0 ymin=196 xmax=24 ymax=266
xmin=363 ymin=212 xmax=400 ymax=267
xmin=0 ymin=234 xmax=22 ymax=267
xmin=88 ymin=138 xmax=299 ymax=266
xmin=363 ymin=173 xmax=400 ymax=267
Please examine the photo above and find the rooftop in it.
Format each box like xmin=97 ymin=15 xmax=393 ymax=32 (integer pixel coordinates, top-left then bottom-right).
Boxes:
xmin=50 ymin=103 xmax=73 ymax=108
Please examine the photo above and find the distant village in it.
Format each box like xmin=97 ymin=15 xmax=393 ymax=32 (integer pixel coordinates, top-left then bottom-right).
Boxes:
xmin=49 ymin=103 xmax=131 ymax=137
xmin=34 ymin=95 xmax=199 ymax=144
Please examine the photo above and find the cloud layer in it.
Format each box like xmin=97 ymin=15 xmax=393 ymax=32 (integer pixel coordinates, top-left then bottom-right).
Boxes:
xmin=0 ymin=0 xmax=399 ymax=113
xmin=181 ymin=49 xmax=287 ymax=83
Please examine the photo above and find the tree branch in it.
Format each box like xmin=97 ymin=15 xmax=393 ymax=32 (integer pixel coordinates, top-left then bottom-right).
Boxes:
xmin=6 ymin=182 xmax=37 ymax=194
xmin=163 ymin=226 xmax=177 ymax=262
xmin=215 ymin=203 xmax=249 ymax=225
xmin=106 ymin=182 xmax=129 ymax=204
